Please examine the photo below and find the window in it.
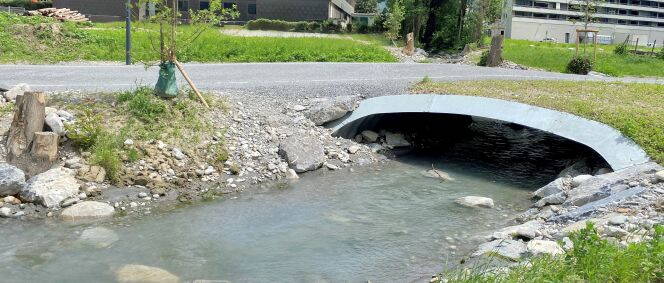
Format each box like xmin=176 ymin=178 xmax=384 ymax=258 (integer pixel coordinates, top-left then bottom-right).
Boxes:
xmin=248 ymin=3 xmax=257 ymax=14
xmin=178 ymin=0 xmax=188 ymax=11
xmin=223 ymin=2 xmax=234 ymax=9
xmin=200 ymin=0 xmax=210 ymax=10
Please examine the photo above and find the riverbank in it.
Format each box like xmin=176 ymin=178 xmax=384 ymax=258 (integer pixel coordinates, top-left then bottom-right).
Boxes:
xmin=0 ymin=84 xmax=384 ymax=220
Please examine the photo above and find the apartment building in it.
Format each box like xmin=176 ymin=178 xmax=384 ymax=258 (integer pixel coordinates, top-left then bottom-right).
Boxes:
xmin=503 ymin=0 xmax=664 ymax=45
xmin=53 ymin=0 xmax=355 ymax=23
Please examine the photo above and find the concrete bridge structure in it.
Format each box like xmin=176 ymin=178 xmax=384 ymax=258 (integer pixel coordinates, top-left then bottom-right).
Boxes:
xmin=330 ymin=94 xmax=651 ymax=171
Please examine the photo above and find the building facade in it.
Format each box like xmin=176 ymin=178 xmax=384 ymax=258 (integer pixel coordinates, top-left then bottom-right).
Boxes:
xmin=53 ymin=0 xmax=355 ymax=22
xmin=503 ymin=0 xmax=664 ymax=46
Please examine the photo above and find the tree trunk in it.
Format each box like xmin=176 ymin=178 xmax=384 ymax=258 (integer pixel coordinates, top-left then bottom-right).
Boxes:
xmin=6 ymin=92 xmax=46 ymax=162
xmin=31 ymin=132 xmax=59 ymax=163
xmin=487 ymin=34 xmax=504 ymax=67
xmin=403 ymin=32 xmax=415 ymax=55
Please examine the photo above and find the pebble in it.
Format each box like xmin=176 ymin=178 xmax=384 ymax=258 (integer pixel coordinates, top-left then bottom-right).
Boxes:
xmin=124 ymin=139 xmax=134 ymax=146
xmin=129 ymin=202 xmax=138 ymax=208
xmin=608 ymin=215 xmax=628 ymax=225
xmin=655 ymin=170 xmax=664 ymax=182
xmin=138 ymin=192 xmax=148 ymax=198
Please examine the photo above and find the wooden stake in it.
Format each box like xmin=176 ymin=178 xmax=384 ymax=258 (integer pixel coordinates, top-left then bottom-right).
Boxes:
xmin=173 ymin=59 xmax=209 ymax=108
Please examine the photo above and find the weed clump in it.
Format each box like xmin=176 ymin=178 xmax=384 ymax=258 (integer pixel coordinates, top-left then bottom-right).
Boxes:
xmin=566 ymin=56 xmax=593 ymax=75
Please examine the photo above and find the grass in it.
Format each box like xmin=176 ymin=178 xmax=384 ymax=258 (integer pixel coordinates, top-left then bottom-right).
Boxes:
xmin=501 ymin=39 xmax=664 ymax=77
xmin=442 ymin=223 xmax=663 ymax=282
xmin=411 ymin=80 xmax=664 ymax=163
xmin=61 ymin=86 xmax=226 ymax=182
xmin=0 ymin=13 xmax=396 ymax=63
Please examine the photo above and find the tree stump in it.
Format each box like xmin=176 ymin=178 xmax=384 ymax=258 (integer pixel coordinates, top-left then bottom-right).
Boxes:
xmin=487 ymin=34 xmax=504 ymax=67
xmin=31 ymin=132 xmax=59 ymax=163
xmin=403 ymin=32 xmax=415 ymax=56
xmin=6 ymin=92 xmax=46 ymax=162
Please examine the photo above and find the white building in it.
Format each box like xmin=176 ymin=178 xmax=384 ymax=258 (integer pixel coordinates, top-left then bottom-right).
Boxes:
xmin=503 ymin=0 xmax=664 ymax=46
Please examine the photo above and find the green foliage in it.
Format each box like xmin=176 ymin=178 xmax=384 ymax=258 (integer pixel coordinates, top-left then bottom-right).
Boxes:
xmin=356 ymin=0 xmax=379 ymax=13
xmin=246 ymin=18 xmax=295 ymax=31
xmin=118 ymin=87 xmax=167 ymax=122
xmin=90 ymin=133 xmax=122 ymax=182
xmin=65 ymin=109 xmax=105 ymax=149
xmin=658 ymin=47 xmax=664 ymax=60
xmin=478 ymin=50 xmax=489 ymax=66
xmin=566 ymin=56 xmax=594 ymax=74
xmin=0 ymin=0 xmax=51 ymax=9
xmin=0 ymin=15 xmax=395 ymax=63
xmin=442 ymin=223 xmax=663 ymax=282
xmin=320 ymin=19 xmax=341 ymax=33
xmin=384 ymin=0 xmax=405 ymax=44
xmin=614 ymin=43 xmax=628 ymax=55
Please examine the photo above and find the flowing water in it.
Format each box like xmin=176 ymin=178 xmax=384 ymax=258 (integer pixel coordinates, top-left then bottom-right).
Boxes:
xmin=0 ymin=155 xmax=538 ymax=283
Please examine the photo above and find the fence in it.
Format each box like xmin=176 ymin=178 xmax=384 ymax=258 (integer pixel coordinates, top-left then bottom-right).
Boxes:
xmin=0 ymin=6 xmax=26 ymax=15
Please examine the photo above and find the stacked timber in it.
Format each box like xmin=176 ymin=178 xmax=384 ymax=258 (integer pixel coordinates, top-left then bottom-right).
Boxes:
xmin=25 ymin=8 xmax=89 ymax=22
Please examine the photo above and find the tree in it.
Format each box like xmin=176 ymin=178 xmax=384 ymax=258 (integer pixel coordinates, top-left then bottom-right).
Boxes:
xmin=570 ymin=0 xmax=603 ymax=54
xmin=356 ymin=0 xmax=379 ymax=13
xmin=138 ymin=0 xmax=238 ymax=100
xmin=384 ymin=0 xmax=405 ymax=45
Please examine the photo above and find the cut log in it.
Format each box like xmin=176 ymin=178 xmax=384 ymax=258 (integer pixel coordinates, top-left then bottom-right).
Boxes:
xmin=6 ymin=92 xmax=46 ymax=162
xmin=486 ymin=35 xmax=504 ymax=67
xmin=31 ymin=132 xmax=59 ymax=163
xmin=403 ymin=32 xmax=415 ymax=56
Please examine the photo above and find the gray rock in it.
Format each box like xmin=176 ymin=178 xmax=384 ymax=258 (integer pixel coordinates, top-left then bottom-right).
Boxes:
xmin=603 ymin=226 xmax=628 ymax=238
xmin=498 ymin=220 xmax=542 ymax=240
xmin=3 ymin=83 xmax=30 ymax=102
xmin=421 ymin=169 xmax=455 ymax=181
xmin=60 ymin=197 xmax=79 ymax=208
xmin=571 ymin=174 xmax=593 ymax=187
xmin=0 ymin=163 xmax=26 ymax=197
xmin=564 ymin=162 xmax=662 ymax=207
xmin=535 ymin=192 xmax=567 ymax=207
xmin=45 ymin=112 xmax=65 ymax=136
xmin=0 ymin=207 xmax=11 ymax=218
xmin=655 ymin=170 xmax=664 ymax=183
xmin=303 ymin=96 xmax=358 ymax=125
xmin=455 ymin=196 xmax=494 ymax=208
xmin=115 ymin=264 xmax=179 ymax=283
xmin=64 ymin=158 xmax=83 ymax=169
xmin=384 ymin=132 xmax=410 ymax=147
xmin=361 ymin=130 xmax=379 ymax=143
xmin=347 ymin=145 xmax=360 ymax=154
xmin=61 ymin=201 xmax=115 ymax=221
xmin=286 ymin=169 xmax=299 ymax=180
xmin=21 ymin=167 xmax=80 ymax=208
xmin=56 ymin=110 xmax=75 ymax=121
xmin=595 ymin=168 xmax=612 ymax=175
xmin=278 ymin=135 xmax=326 ymax=173
xmin=171 ymin=148 xmax=186 ymax=160
xmin=472 ymin=239 xmax=527 ymax=261
xmin=79 ymin=227 xmax=119 ymax=248
xmin=533 ymin=178 xmax=568 ymax=199
xmin=558 ymin=159 xmax=592 ymax=178
xmin=608 ymin=215 xmax=628 ymax=225
xmin=527 ymin=240 xmax=564 ymax=256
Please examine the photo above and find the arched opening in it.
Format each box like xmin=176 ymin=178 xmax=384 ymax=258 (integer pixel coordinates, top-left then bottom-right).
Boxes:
xmin=335 ymin=112 xmax=611 ymax=188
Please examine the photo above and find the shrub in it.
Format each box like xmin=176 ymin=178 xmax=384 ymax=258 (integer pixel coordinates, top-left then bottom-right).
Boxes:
xmin=478 ymin=50 xmax=489 ymax=66
xmin=246 ymin=19 xmax=292 ymax=31
xmin=566 ymin=56 xmax=593 ymax=74
xmin=614 ymin=43 xmax=628 ymax=55
xmin=293 ymin=21 xmax=308 ymax=32
xmin=90 ymin=133 xmax=122 ymax=182
xmin=65 ymin=109 xmax=105 ymax=149
xmin=0 ymin=0 xmax=52 ymax=9
xmin=118 ymin=87 xmax=167 ymax=122
xmin=321 ymin=19 xmax=341 ymax=33
xmin=658 ymin=47 xmax=664 ymax=60
xmin=307 ymin=21 xmax=321 ymax=32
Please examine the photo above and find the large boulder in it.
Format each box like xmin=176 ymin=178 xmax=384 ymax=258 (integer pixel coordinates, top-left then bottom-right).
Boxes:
xmin=455 ymin=196 xmax=494 ymax=208
xmin=20 ymin=167 xmax=80 ymax=208
xmin=302 ymin=96 xmax=358 ymax=125
xmin=61 ymin=201 xmax=115 ymax=221
xmin=532 ymin=177 xmax=568 ymax=199
xmin=278 ymin=135 xmax=326 ymax=173
xmin=564 ymin=162 xmax=662 ymax=207
xmin=472 ymin=239 xmax=527 ymax=261
xmin=3 ymin=83 xmax=30 ymax=102
xmin=495 ymin=220 xmax=542 ymax=240
xmin=115 ymin=264 xmax=180 ymax=283
xmin=0 ymin=163 xmax=26 ymax=197
xmin=384 ymin=132 xmax=411 ymax=147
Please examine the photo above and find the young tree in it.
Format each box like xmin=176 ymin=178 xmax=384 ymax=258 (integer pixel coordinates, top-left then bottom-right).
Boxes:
xmin=138 ymin=0 xmax=238 ymax=100
xmin=356 ymin=0 xmax=379 ymax=13
xmin=570 ymin=0 xmax=602 ymax=54
xmin=384 ymin=0 xmax=405 ymax=45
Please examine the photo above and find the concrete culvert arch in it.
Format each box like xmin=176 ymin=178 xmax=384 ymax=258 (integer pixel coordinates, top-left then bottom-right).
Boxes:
xmin=329 ymin=95 xmax=650 ymax=171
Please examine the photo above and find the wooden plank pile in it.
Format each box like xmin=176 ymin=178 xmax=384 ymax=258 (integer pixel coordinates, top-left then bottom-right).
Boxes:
xmin=25 ymin=8 xmax=90 ymax=22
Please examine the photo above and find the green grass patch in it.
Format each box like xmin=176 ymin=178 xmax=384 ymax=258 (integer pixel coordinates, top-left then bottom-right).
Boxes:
xmin=0 ymin=13 xmax=395 ymax=63
xmin=501 ymin=39 xmax=664 ymax=77
xmin=442 ymin=223 xmax=663 ymax=282
xmin=411 ymin=80 xmax=664 ymax=163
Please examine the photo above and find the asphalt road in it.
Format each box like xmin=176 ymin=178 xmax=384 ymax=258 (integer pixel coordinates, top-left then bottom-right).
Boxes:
xmin=1 ymin=63 xmax=662 ymax=97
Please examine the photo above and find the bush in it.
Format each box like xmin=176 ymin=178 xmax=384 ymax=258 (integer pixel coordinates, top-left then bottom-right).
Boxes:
xmin=65 ymin=109 xmax=105 ymax=149
xmin=321 ymin=19 xmax=341 ymax=33
xmin=478 ymin=50 xmax=489 ymax=66
xmin=90 ymin=133 xmax=122 ymax=182
xmin=614 ymin=43 xmax=628 ymax=55
xmin=246 ymin=19 xmax=292 ymax=31
xmin=658 ymin=47 xmax=664 ymax=60
xmin=0 ymin=0 xmax=52 ymax=9
xmin=566 ymin=56 xmax=593 ymax=74
xmin=292 ymin=21 xmax=308 ymax=32
xmin=307 ymin=21 xmax=321 ymax=32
